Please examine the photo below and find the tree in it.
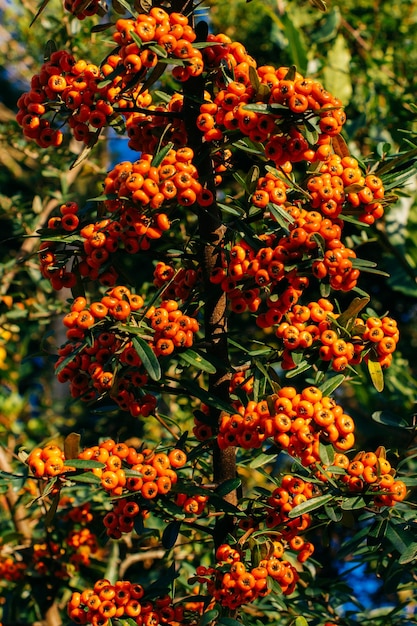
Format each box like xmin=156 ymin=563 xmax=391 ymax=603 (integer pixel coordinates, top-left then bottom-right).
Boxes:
xmin=1 ymin=0 xmax=417 ymax=625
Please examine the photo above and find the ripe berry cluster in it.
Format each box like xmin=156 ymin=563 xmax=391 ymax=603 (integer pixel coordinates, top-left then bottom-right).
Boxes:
xmin=276 ymin=301 xmax=399 ymax=372
xmin=218 ymin=385 xmax=356 ymax=457
xmin=196 ymin=541 xmax=301 ymax=610
xmin=26 ymin=443 xmax=70 ymax=478
xmin=67 ymin=579 xmax=185 ymax=626
xmin=327 ymin=450 xmax=407 ymax=507
xmin=56 ymin=289 xmax=198 ymax=414
xmin=16 ymin=48 xmax=152 ymax=147
xmin=0 ymin=556 xmax=26 ymax=582
xmin=153 ymin=262 xmax=200 ymax=302
xmin=197 ymin=37 xmax=346 ymax=161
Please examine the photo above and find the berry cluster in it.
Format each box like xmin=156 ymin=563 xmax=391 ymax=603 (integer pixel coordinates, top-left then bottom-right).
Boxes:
xmin=196 ymin=541 xmax=301 ymax=610
xmin=104 ymin=148 xmax=211 ymax=212
xmin=80 ymin=440 xmax=186 ymax=537
xmin=153 ymin=262 xmax=200 ymax=302
xmin=309 ymin=154 xmax=385 ymax=225
xmin=275 ymin=302 xmax=399 ymax=372
xmin=67 ymin=579 xmax=185 ymax=626
xmin=266 ymin=475 xmax=314 ymax=536
xmin=16 ymin=48 xmax=152 ymax=147
xmin=0 ymin=556 xmax=26 ymax=582
xmin=26 ymin=443 xmax=69 ymax=478
xmin=56 ymin=290 xmax=198 ymax=414
xmin=197 ymin=38 xmax=346 ymax=161
xmin=218 ymin=385 xmax=356 ymax=460
xmin=67 ymin=527 xmax=99 ymax=567
xmin=327 ymin=451 xmax=407 ymax=507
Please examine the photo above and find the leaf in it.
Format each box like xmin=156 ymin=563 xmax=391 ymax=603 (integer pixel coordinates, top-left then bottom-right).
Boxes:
xmin=311 ymin=7 xmax=340 ymax=43
xmin=323 ymin=34 xmax=352 ymax=104
xmin=294 ymin=617 xmax=309 ymax=626
xmin=332 ymin=133 xmax=350 ymax=158
xmin=70 ymin=128 xmax=102 ymax=170
xmin=340 ymin=495 xmax=366 ymax=510
xmin=318 ymin=374 xmax=345 ymax=397
xmin=268 ymin=203 xmax=294 ymax=231
xmin=178 ymin=350 xmax=217 ymax=374
xmin=285 ymin=360 xmax=311 ymax=378
xmin=319 ymin=442 xmax=334 ymax=466
xmin=337 ymin=297 xmax=370 ymax=328
xmin=217 ymin=618 xmax=244 ymax=626
xmin=215 ymin=477 xmax=241 ymax=497
xmin=139 ymin=61 xmax=168 ymax=94
xmin=30 ymin=1 xmax=52 ymax=27
xmin=398 ymin=541 xmax=417 ymax=564
xmin=281 ymin=14 xmax=308 ymax=75
xmin=64 ymin=433 xmax=80 ymax=460
xmin=386 ymin=522 xmax=414 ymax=555
xmin=69 ymin=471 xmax=102 ymax=485
xmin=367 ymin=358 xmax=384 ymax=392
xmin=44 ymin=490 xmax=61 ymax=527
xmin=162 ymin=520 xmax=181 ymax=549
xmin=249 ymin=453 xmax=278 ymax=469
xmin=62 ymin=459 xmax=104 ymax=469
xmin=288 ymin=494 xmax=333 ymax=518
xmin=371 ymin=410 xmax=410 ymax=429
xmin=132 ymin=336 xmax=161 ymax=381
xmin=151 ymin=142 xmax=174 ymax=168
xmin=200 ymin=609 xmax=220 ymax=626
xmin=324 ymin=503 xmax=343 ymax=522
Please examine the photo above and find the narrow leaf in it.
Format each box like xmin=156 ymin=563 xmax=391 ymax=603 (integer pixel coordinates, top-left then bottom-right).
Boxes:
xmin=215 ymin=477 xmax=241 ymax=497
xmin=64 ymin=432 xmax=80 ymax=460
xmin=288 ymin=494 xmax=333 ymax=517
xmin=319 ymin=374 xmax=345 ymax=397
xmin=178 ymin=350 xmax=217 ymax=374
xmin=132 ymin=336 xmax=161 ymax=381
xmin=367 ymin=358 xmax=384 ymax=392
xmin=162 ymin=521 xmax=181 ymax=549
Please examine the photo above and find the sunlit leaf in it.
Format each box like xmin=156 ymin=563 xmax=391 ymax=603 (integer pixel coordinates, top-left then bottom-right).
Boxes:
xmin=367 ymin=358 xmax=384 ymax=392
xmin=179 ymin=349 xmax=217 ymax=374
xmin=288 ymin=494 xmax=333 ymax=517
xmin=132 ymin=336 xmax=161 ymax=381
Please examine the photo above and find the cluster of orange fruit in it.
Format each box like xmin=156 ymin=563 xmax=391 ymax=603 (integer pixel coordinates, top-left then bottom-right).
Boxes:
xmin=55 ymin=289 xmax=198 ymax=414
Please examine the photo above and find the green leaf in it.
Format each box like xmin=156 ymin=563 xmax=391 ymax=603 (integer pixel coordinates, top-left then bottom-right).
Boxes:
xmin=372 ymin=410 xmax=410 ymax=429
xmin=62 ymin=459 xmax=104 ymax=470
xmin=281 ymin=13 xmax=308 ymax=75
xmin=285 ymin=360 xmax=311 ymax=378
xmin=200 ymin=609 xmax=220 ymax=626
xmin=311 ymin=6 xmax=340 ymax=43
xmin=267 ymin=202 xmax=294 ymax=231
xmin=398 ymin=541 xmax=417 ymax=564
xmin=288 ymin=494 xmax=333 ymax=517
xmin=132 ymin=336 xmax=161 ymax=381
xmin=386 ymin=521 xmax=416 ymax=555
xmin=178 ymin=350 xmax=217 ymax=374
xmin=340 ymin=495 xmax=366 ymax=510
xmin=367 ymin=358 xmax=384 ymax=392
xmin=294 ymin=617 xmax=309 ymax=626
xmin=45 ymin=491 xmax=60 ymax=527
xmin=217 ymin=201 xmax=246 ymax=217
xmin=319 ymin=442 xmax=334 ymax=466
xmin=337 ymin=297 xmax=370 ymax=328
xmin=249 ymin=453 xmax=278 ymax=469
xmin=69 ymin=473 xmax=101 ymax=484
xmin=162 ymin=520 xmax=181 ymax=549
xmin=151 ymin=142 xmax=174 ymax=168
xmin=318 ymin=374 xmax=345 ymax=397
xmin=217 ymin=618 xmax=244 ymax=626
xmin=215 ymin=477 xmax=241 ymax=497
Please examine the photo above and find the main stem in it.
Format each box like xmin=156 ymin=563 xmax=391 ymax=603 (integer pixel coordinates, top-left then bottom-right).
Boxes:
xmin=182 ymin=28 xmax=237 ymax=546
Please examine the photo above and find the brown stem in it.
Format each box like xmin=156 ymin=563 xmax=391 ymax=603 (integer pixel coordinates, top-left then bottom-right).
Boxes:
xmin=181 ymin=21 xmax=237 ymax=547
